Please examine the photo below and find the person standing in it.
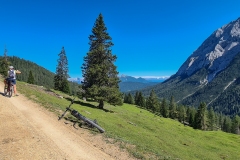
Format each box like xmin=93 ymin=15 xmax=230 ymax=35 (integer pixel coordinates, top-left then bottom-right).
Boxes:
xmin=4 ymin=66 xmax=21 ymax=96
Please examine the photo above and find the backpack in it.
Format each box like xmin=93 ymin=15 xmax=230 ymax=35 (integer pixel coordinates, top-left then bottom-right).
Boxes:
xmin=9 ymin=70 xmax=15 ymax=78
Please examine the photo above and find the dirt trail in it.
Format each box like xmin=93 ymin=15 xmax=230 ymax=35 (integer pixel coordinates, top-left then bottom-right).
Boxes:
xmin=0 ymin=81 xmax=135 ymax=160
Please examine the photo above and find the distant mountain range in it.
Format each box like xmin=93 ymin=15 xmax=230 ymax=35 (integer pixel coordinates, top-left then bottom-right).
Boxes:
xmin=119 ymin=75 xmax=168 ymax=92
xmin=138 ymin=17 xmax=240 ymax=116
xmin=68 ymin=77 xmax=83 ymax=84
xmin=68 ymin=75 xmax=169 ymax=92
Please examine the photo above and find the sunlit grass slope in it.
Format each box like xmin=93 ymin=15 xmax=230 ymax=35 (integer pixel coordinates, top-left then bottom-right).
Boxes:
xmin=16 ymin=80 xmax=240 ymax=160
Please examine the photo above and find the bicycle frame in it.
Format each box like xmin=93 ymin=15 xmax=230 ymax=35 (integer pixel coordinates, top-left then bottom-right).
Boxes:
xmin=4 ymin=80 xmax=13 ymax=97
xmin=59 ymin=98 xmax=105 ymax=133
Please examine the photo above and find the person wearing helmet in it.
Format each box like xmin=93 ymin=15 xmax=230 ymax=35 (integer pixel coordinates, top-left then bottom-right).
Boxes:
xmin=4 ymin=66 xmax=21 ymax=96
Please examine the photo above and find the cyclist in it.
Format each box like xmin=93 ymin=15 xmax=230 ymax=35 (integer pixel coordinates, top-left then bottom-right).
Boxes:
xmin=4 ymin=66 xmax=21 ymax=96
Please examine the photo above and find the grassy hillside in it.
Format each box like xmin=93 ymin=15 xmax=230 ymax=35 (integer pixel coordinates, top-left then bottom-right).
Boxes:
xmin=10 ymin=78 xmax=240 ymax=160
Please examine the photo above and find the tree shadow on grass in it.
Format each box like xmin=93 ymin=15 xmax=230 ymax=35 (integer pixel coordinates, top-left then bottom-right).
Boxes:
xmin=65 ymin=97 xmax=114 ymax=113
xmin=64 ymin=97 xmax=114 ymax=113
xmin=75 ymin=100 xmax=97 ymax=109
xmin=76 ymin=101 xmax=114 ymax=113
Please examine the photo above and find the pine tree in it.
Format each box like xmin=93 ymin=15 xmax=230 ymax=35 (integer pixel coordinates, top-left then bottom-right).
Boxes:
xmin=222 ymin=116 xmax=232 ymax=133
xmin=27 ymin=70 xmax=34 ymax=84
xmin=188 ymin=108 xmax=196 ymax=127
xmin=146 ymin=90 xmax=159 ymax=112
xmin=169 ymin=96 xmax=177 ymax=119
xmin=127 ymin=93 xmax=134 ymax=104
xmin=231 ymin=115 xmax=240 ymax=134
xmin=134 ymin=91 xmax=139 ymax=105
xmin=54 ymin=47 xmax=70 ymax=93
xmin=135 ymin=92 xmax=145 ymax=108
xmin=160 ymin=98 xmax=168 ymax=118
xmin=61 ymin=79 xmax=70 ymax=94
xmin=207 ymin=107 xmax=215 ymax=130
xmin=0 ymin=47 xmax=10 ymax=77
xmin=194 ymin=102 xmax=207 ymax=130
xmin=218 ymin=113 xmax=224 ymax=130
xmin=81 ymin=13 xmax=122 ymax=109
xmin=124 ymin=93 xmax=128 ymax=103
xmin=178 ymin=105 xmax=186 ymax=123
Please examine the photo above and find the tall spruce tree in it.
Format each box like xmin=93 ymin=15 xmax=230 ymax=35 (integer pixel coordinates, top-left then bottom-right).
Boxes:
xmin=169 ymin=96 xmax=177 ymax=119
xmin=81 ymin=13 xmax=122 ymax=109
xmin=134 ymin=91 xmax=139 ymax=105
xmin=0 ymin=48 xmax=10 ymax=77
xmin=127 ymin=93 xmax=134 ymax=104
xmin=146 ymin=89 xmax=159 ymax=112
xmin=231 ymin=115 xmax=240 ymax=134
xmin=222 ymin=116 xmax=232 ymax=133
xmin=194 ymin=102 xmax=207 ymax=130
xmin=160 ymin=98 xmax=168 ymax=118
xmin=186 ymin=107 xmax=196 ymax=127
xmin=54 ymin=47 xmax=70 ymax=93
xmin=178 ymin=105 xmax=186 ymax=123
xmin=27 ymin=70 xmax=34 ymax=84
xmin=137 ymin=92 xmax=146 ymax=108
xmin=207 ymin=107 xmax=215 ymax=131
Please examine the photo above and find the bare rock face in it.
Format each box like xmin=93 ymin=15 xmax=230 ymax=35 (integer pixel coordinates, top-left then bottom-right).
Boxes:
xmin=176 ymin=17 xmax=240 ymax=82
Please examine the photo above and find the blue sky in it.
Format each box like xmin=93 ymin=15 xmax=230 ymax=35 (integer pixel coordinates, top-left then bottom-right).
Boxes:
xmin=1 ymin=0 xmax=240 ymax=78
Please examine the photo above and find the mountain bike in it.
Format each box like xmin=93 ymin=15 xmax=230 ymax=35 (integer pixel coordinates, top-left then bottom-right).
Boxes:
xmin=4 ymin=79 xmax=14 ymax=98
xmin=59 ymin=98 xmax=105 ymax=133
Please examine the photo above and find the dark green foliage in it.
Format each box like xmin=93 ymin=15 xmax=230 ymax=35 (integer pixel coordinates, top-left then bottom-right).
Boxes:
xmin=194 ymin=102 xmax=207 ymax=130
xmin=81 ymin=13 xmax=122 ymax=109
xmin=124 ymin=93 xmax=134 ymax=104
xmin=178 ymin=105 xmax=186 ymax=123
xmin=132 ymin=91 xmax=239 ymax=135
xmin=169 ymin=96 xmax=177 ymax=119
xmin=160 ymin=98 xmax=168 ymax=118
xmin=27 ymin=70 xmax=34 ymax=84
xmin=6 ymin=56 xmax=54 ymax=88
xmin=217 ymin=113 xmax=224 ymax=130
xmin=0 ymin=48 xmax=10 ymax=77
xmin=134 ymin=91 xmax=145 ymax=107
xmin=54 ymin=47 xmax=70 ymax=94
xmin=186 ymin=107 xmax=196 ymax=127
xmin=136 ymin=92 xmax=146 ymax=108
xmin=207 ymin=107 xmax=215 ymax=130
xmin=134 ymin=91 xmax=139 ymax=105
xmin=146 ymin=90 xmax=160 ymax=112
xmin=231 ymin=115 xmax=240 ymax=134
xmin=222 ymin=116 xmax=232 ymax=133
xmin=61 ymin=79 xmax=70 ymax=94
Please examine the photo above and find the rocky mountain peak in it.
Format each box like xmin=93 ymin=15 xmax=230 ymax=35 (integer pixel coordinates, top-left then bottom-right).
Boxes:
xmin=176 ymin=17 xmax=240 ymax=82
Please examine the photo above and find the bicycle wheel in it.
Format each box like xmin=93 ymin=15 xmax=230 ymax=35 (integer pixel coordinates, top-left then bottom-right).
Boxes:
xmin=71 ymin=110 xmax=105 ymax=133
xmin=8 ymin=86 xmax=13 ymax=97
xmin=85 ymin=118 xmax=105 ymax=133
xmin=4 ymin=87 xmax=7 ymax=96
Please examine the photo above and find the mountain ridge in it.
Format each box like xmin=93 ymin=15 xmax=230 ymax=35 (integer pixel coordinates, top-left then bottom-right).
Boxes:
xmin=138 ymin=17 xmax=240 ymax=116
xmin=176 ymin=17 xmax=240 ymax=82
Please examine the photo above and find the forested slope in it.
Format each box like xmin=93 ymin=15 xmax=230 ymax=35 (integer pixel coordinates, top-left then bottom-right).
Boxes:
xmin=6 ymin=56 xmax=55 ymax=88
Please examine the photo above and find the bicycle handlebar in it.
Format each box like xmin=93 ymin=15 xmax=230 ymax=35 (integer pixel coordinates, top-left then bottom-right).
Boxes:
xmin=58 ymin=97 xmax=76 ymax=120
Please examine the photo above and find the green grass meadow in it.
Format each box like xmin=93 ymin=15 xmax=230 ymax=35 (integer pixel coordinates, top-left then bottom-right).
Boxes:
xmin=15 ymin=80 xmax=240 ymax=160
